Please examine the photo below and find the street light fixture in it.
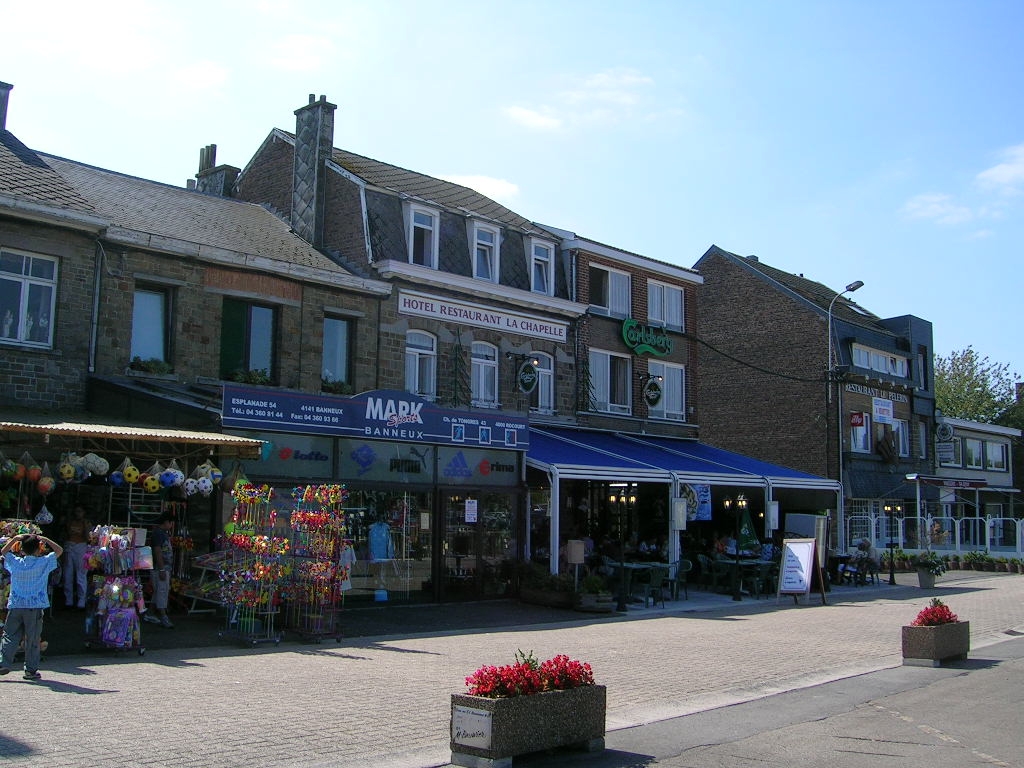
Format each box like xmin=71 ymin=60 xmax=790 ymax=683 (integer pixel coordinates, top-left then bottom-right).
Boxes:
xmin=826 ymin=280 xmax=864 ymax=405
xmin=722 ymin=494 xmax=747 ymax=602
xmin=883 ymin=502 xmax=902 ymax=585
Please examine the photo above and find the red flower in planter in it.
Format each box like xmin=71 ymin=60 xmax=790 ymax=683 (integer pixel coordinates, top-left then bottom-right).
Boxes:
xmin=466 ymin=650 xmax=595 ymax=698
xmin=911 ymin=598 xmax=959 ymax=626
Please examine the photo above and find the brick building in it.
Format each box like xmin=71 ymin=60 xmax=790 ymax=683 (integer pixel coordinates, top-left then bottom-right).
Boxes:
xmin=693 ymin=245 xmax=936 ymax=549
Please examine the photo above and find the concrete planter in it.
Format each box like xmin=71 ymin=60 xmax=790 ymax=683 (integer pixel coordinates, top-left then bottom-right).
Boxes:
xmin=902 ymin=621 xmax=970 ymax=667
xmin=450 ymin=685 xmax=606 ymax=767
xmin=519 ymin=586 xmax=574 ymax=609
xmin=916 ymin=568 xmax=937 ymax=589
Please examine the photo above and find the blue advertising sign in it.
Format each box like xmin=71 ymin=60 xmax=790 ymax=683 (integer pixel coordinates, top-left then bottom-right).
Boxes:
xmin=222 ymin=386 xmax=529 ymax=449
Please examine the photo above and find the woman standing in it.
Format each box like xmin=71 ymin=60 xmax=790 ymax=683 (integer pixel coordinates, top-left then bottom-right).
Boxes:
xmin=62 ymin=505 xmax=91 ymax=609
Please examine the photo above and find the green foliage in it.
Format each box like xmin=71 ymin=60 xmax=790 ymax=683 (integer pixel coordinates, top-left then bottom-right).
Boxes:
xmin=229 ymin=368 xmax=272 ymax=385
xmin=580 ymin=574 xmax=608 ymax=594
xmin=934 ymin=347 xmax=1021 ymax=426
xmin=129 ymin=356 xmax=174 ymax=374
xmin=321 ymin=378 xmax=353 ymax=395
xmin=518 ymin=562 xmax=576 ymax=592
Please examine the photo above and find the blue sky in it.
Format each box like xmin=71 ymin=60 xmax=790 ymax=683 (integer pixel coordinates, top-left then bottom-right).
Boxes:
xmin=4 ymin=0 xmax=1022 ymax=375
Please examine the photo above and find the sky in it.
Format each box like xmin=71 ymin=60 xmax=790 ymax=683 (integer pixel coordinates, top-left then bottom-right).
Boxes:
xmin=3 ymin=0 xmax=1022 ymax=375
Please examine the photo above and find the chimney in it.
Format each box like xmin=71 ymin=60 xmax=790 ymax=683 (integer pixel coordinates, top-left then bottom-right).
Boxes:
xmin=0 ymin=81 xmax=12 ymax=131
xmin=193 ymin=143 xmax=240 ymax=197
xmin=291 ymin=93 xmax=336 ymax=247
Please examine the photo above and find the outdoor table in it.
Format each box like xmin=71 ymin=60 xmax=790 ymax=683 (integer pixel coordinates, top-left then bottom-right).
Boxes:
xmin=609 ymin=562 xmax=653 ymax=605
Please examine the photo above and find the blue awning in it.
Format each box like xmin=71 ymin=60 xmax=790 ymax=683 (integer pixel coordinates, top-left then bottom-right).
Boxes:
xmin=527 ymin=426 xmax=839 ymax=492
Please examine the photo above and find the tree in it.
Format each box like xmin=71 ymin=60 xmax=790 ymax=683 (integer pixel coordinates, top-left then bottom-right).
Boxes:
xmin=934 ymin=347 xmax=1022 ymax=427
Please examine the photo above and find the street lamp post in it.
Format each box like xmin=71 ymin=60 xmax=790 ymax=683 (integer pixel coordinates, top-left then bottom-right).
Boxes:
xmin=610 ymin=488 xmax=635 ymax=612
xmin=723 ymin=494 xmax=747 ymax=602
xmin=826 ymin=279 xmax=863 ymax=553
xmin=884 ymin=502 xmax=902 ymax=585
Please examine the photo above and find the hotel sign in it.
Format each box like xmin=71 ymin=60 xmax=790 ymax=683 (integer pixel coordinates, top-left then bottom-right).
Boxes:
xmin=398 ymin=290 xmax=567 ymax=342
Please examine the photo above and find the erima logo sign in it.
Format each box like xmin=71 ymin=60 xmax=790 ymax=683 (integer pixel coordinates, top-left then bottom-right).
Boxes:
xmin=444 ymin=451 xmax=473 ymax=478
xmin=365 ymin=397 xmax=424 ymax=427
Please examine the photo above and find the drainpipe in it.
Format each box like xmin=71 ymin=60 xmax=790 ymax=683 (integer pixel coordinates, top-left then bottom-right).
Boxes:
xmin=547 ymin=465 xmax=561 ymax=575
xmin=89 ymin=240 xmax=105 ymax=373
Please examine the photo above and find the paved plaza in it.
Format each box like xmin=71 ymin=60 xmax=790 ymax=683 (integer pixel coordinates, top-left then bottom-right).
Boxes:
xmin=1 ymin=570 xmax=1022 ymax=768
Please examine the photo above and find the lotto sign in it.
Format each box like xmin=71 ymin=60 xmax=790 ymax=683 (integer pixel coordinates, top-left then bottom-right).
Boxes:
xmin=850 ymin=412 xmax=864 ymax=427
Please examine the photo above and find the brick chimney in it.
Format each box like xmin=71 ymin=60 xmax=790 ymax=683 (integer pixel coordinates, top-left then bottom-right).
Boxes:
xmin=0 ymin=81 xmax=12 ymax=131
xmin=194 ymin=143 xmax=240 ymax=197
xmin=291 ymin=94 xmax=336 ymax=248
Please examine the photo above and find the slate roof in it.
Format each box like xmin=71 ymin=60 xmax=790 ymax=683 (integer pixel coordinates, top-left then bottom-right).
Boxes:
xmin=299 ymin=136 xmax=545 ymax=235
xmin=43 ymin=153 xmax=359 ymax=276
xmin=703 ymin=244 xmax=883 ymax=329
xmin=0 ymin=130 xmax=96 ymax=213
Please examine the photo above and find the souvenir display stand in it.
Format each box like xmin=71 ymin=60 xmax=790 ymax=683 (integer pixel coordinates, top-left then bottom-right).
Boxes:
xmin=83 ymin=525 xmax=149 ymax=656
xmin=285 ymin=484 xmax=351 ymax=643
xmin=219 ymin=484 xmax=285 ymax=646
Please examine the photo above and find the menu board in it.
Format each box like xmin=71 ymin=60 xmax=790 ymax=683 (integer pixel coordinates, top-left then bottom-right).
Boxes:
xmin=778 ymin=538 xmax=816 ymax=598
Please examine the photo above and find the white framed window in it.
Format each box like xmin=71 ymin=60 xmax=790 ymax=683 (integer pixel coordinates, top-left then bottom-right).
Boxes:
xmin=852 ymin=344 xmax=908 ymax=378
xmin=529 ymin=352 xmax=554 ymax=414
xmin=407 ymin=205 xmax=439 ymax=268
xmin=131 ymin=286 xmax=171 ymax=364
xmin=322 ymin=316 xmax=351 ymax=389
xmin=471 ymin=341 xmax=499 ymax=408
xmin=939 ymin=438 xmax=962 ymax=467
xmin=0 ymin=249 xmax=58 ymax=348
xmin=530 ymin=240 xmax=554 ymax=296
xmin=964 ymin=437 xmax=984 ymax=469
xmin=851 ymin=411 xmax=872 ymax=453
xmin=589 ymin=349 xmax=631 ymax=414
xmin=589 ymin=264 xmax=630 ymax=318
xmin=647 ymin=280 xmax=684 ymax=330
xmin=405 ymin=330 xmax=437 ymax=400
xmin=893 ymin=419 xmax=910 ymax=457
xmin=471 ymin=223 xmax=500 ymax=282
xmin=647 ymin=360 xmax=686 ymax=421
xmin=986 ymin=442 xmax=1008 ymax=471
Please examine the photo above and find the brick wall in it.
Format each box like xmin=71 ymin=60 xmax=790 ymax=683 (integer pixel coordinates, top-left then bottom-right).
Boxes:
xmin=695 ymin=253 xmax=829 ymax=476
xmin=0 ymin=220 xmax=97 ymax=411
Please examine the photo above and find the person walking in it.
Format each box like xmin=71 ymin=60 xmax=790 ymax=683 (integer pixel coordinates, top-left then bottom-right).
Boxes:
xmin=62 ymin=504 xmax=91 ymax=609
xmin=0 ymin=533 xmax=63 ymax=681
xmin=143 ymin=513 xmax=175 ymax=628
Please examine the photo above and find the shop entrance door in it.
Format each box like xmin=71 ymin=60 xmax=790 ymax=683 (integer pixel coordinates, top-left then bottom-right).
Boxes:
xmin=441 ymin=490 xmax=518 ymax=601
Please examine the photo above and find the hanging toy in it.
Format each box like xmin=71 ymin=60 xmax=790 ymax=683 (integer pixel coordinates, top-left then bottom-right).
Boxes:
xmin=36 ymin=462 xmax=56 ymax=496
xmin=184 ymin=478 xmax=199 ymax=496
xmin=119 ymin=456 xmax=140 ymax=485
xmin=34 ymin=503 xmax=53 ymax=525
xmin=196 ymin=477 xmax=214 ymax=497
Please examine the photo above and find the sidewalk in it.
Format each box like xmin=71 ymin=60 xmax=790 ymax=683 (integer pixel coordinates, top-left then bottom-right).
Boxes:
xmin=1 ymin=570 xmax=1021 ymax=768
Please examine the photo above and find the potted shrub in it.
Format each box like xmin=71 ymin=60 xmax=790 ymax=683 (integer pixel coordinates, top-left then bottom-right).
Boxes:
xmin=948 ymin=554 xmax=960 ymax=570
xmin=575 ymin=574 xmax=614 ymax=613
xmin=902 ymin=598 xmax=969 ymax=667
xmin=517 ymin=562 xmax=576 ymax=609
xmin=451 ymin=650 xmax=605 ymax=766
xmin=910 ymin=551 xmax=945 ymax=588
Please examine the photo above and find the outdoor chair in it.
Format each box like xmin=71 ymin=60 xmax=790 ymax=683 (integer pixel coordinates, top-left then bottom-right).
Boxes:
xmin=634 ymin=565 xmax=667 ymax=608
xmin=670 ymin=559 xmax=692 ymax=600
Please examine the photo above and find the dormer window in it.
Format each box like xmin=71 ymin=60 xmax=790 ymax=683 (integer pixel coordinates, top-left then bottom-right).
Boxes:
xmin=530 ymin=239 xmax=554 ymax=296
xmin=472 ymin=223 xmax=500 ymax=282
xmin=407 ymin=205 xmax=439 ymax=268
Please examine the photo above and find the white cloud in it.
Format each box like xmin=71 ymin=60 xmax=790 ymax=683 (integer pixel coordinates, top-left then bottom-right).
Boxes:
xmin=901 ymin=193 xmax=973 ymax=225
xmin=440 ymin=175 xmax=520 ymax=204
xmin=968 ymin=229 xmax=994 ymax=240
xmin=563 ymin=69 xmax=654 ymax=107
xmin=502 ymin=68 xmax=670 ymax=132
xmin=502 ymin=106 xmax=562 ymax=131
xmin=975 ymin=143 xmax=1024 ymax=193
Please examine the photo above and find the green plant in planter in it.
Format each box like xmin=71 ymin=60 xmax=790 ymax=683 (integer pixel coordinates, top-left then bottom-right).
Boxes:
xmin=129 ymin=356 xmax=174 ymax=374
xmin=229 ymin=368 xmax=272 ymax=385
xmin=579 ymin=574 xmax=608 ymax=595
xmin=517 ymin=562 xmax=575 ymax=593
xmin=321 ymin=377 xmax=353 ymax=395
xmin=911 ymin=550 xmax=946 ymax=576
